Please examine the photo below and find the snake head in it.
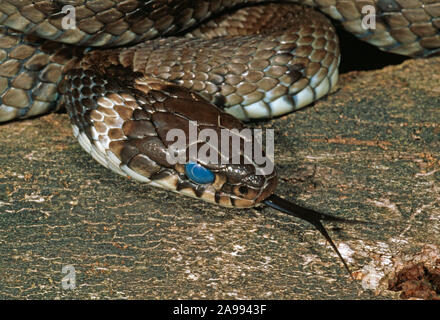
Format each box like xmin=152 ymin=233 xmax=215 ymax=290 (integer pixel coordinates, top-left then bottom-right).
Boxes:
xmin=132 ymin=80 xmax=279 ymax=208
xmin=64 ymin=70 xmax=278 ymax=208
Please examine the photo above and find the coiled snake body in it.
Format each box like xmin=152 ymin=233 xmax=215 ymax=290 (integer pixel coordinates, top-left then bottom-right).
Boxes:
xmin=1 ymin=0 xmax=439 ymax=276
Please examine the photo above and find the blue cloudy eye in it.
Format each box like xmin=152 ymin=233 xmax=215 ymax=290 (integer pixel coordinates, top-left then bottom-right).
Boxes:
xmin=184 ymin=162 xmax=215 ymax=184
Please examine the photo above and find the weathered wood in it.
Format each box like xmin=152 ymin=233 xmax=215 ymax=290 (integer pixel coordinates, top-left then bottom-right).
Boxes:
xmin=1 ymin=57 xmax=439 ymax=299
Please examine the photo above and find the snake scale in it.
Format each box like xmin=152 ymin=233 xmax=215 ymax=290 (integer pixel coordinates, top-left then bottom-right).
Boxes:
xmin=1 ymin=0 xmax=439 ymax=277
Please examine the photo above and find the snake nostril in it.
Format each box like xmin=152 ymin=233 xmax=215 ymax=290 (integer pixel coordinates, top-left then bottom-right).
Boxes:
xmin=255 ymin=176 xmax=278 ymax=203
xmin=239 ymin=186 xmax=248 ymax=194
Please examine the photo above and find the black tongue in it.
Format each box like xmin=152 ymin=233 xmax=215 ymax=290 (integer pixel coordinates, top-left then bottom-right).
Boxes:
xmin=264 ymin=194 xmax=366 ymax=279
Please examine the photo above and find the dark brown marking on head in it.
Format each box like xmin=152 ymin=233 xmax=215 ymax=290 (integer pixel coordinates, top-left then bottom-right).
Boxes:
xmin=132 ymin=109 xmax=151 ymax=120
xmin=122 ymin=119 xmax=157 ymax=139
xmin=150 ymin=169 xmax=174 ymax=181
xmin=120 ymin=143 xmax=139 ymax=165
xmin=214 ymin=191 xmax=221 ymax=204
xmin=128 ymin=154 xmax=161 ymax=178
xmin=132 ymin=136 xmax=171 ymax=168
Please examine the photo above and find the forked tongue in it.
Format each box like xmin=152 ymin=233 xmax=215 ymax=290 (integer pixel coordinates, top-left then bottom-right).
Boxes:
xmin=264 ymin=194 xmax=367 ymax=279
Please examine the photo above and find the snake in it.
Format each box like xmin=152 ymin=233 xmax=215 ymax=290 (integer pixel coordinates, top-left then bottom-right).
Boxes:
xmin=1 ymin=0 xmax=439 ymax=277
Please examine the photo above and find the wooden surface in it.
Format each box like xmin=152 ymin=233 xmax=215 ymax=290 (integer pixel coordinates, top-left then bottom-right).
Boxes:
xmin=1 ymin=56 xmax=439 ymax=299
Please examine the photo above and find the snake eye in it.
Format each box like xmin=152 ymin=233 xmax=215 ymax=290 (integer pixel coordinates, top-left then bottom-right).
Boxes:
xmin=184 ymin=162 xmax=215 ymax=184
